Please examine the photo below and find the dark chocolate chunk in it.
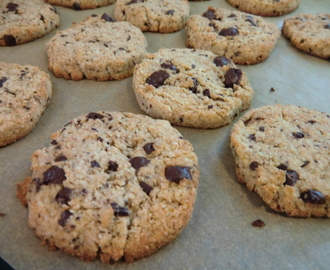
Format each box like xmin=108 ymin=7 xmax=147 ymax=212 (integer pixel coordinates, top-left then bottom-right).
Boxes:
xmin=139 ymin=181 xmax=153 ymax=195
xmin=0 ymin=213 xmax=5 ymax=217
xmin=58 ymin=210 xmax=72 ymax=227
xmin=86 ymin=112 xmax=104 ymax=120
xmin=126 ymin=0 xmax=143 ymax=4
xmin=0 ymin=77 xmax=7 ymax=88
xmin=277 ymin=163 xmax=288 ymax=171
xmin=189 ymin=78 xmax=198 ymax=94
xmin=307 ymin=120 xmax=316 ymax=124
xmin=91 ymin=160 xmax=100 ymax=168
xmin=301 ymin=161 xmax=310 ymax=167
xmin=228 ymin=14 xmax=237 ymax=18
xmin=4 ymin=35 xmax=16 ymax=46
xmin=165 ymin=166 xmax=192 ymax=184
xmin=106 ymin=161 xmax=118 ymax=172
xmin=43 ymin=166 xmax=66 ymax=185
xmin=51 ymin=139 xmax=58 ymax=145
xmin=6 ymin=3 xmax=19 ymax=12
xmin=213 ymin=56 xmax=230 ymax=67
xmin=161 ymin=62 xmax=179 ymax=73
xmin=270 ymin=87 xmax=275 ymax=92
xmin=219 ymin=27 xmax=239 ymax=37
xmin=146 ymin=70 xmax=169 ymax=88
xmin=40 ymin=14 xmax=45 ymax=23
xmin=301 ymin=190 xmax=326 ymax=204
xmin=245 ymin=18 xmax=256 ymax=26
xmin=202 ymin=9 xmax=217 ymax=20
xmin=55 ymin=155 xmax=67 ymax=162
xmin=166 ymin=10 xmax=174 ymax=15
xmin=259 ymin=126 xmax=265 ymax=132
xmin=55 ymin=187 xmax=72 ymax=205
xmin=33 ymin=178 xmax=42 ymax=192
xmin=101 ymin=13 xmax=115 ymax=22
xmin=203 ymin=89 xmax=211 ymax=98
xmin=72 ymin=2 xmax=81 ymax=10
xmin=248 ymin=134 xmax=256 ymax=141
xmin=324 ymin=24 xmax=330 ymax=30
xmin=224 ymin=68 xmax=242 ymax=88
xmin=143 ymin=143 xmax=155 ymax=154
xmin=111 ymin=202 xmax=129 ymax=216
xmin=130 ymin=157 xmax=150 ymax=170
xmin=292 ymin=132 xmax=305 ymax=139
xmin=251 ymin=219 xmax=265 ymax=227
xmin=97 ymin=137 xmax=103 ymax=142
xmin=284 ymin=170 xmax=299 ymax=186
xmin=249 ymin=161 xmax=258 ymax=171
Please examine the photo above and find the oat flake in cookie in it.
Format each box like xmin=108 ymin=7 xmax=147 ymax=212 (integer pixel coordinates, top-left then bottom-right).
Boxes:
xmin=282 ymin=13 xmax=330 ymax=59
xmin=45 ymin=0 xmax=115 ymax=10
xmin=230 ymin=105 xmax=330 ymax=217
xmin=46 ymin=14 xmax=147 ymax=81
xmin=133 ymin=48 xmax=253 ymax=128
xmin=186 ymin=7 xmax=281 ymax=65
xmin=0 ymin=62 xmax=52 ymax=146
xmin=0 ymin=0 xmax=60 ymax=46
xmin=16 ymin=111 xmax=199 ymax=263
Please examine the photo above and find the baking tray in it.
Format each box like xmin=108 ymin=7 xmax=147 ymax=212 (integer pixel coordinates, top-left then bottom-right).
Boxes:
xmin=1 ymin=0 xmax=330 ymax=269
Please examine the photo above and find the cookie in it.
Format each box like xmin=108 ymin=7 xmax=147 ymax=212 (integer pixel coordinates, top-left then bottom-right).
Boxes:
xmin=0 ymin=0 xmax=60 ymax=46
xmin=114 ymin=0 xmax=190 ymax=33
xmin=282 ymin=13 xmax=330 ymax=59
xmin=132 ymin=48 xmax=254 ymax=128
xmin=46 ymin=14 xmax=147 ymax=81
xmin=230 ymin=105 xmax=330 ymax=217
xmin=17 ymin=111 xmax=199 ymax=263
xmin=226 ymin=0 xmax=301 ymax=17
xmin=45 ymin=0 xmax=115 ymax=10
xmin=0 ymin=62 xmax=52 ymax=146
xmin=186 ymin=7 xmax=281 ymax=65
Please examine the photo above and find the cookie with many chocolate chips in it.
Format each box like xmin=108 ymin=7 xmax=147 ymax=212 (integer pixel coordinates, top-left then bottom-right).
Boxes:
xmin=0 ymin=62 xmax=52 ymax=146
xmin=0 ymin=0 xmax=60 ymax=46
xmin=46 ymin=14 xmax=147 ymax=81
xmin=133 ymin=48 xmax=253 ymax=128
xmin=230 ymin=105 xmax=330 ymax=217
xmin=186 ymin=7 xmax=281 ymax=64
xmin=16 ymin=111 xmax=199 ymax=263
xmin=226 ymin=0 xmax=301 ymax=17
xmin=282 ymin=13 xmax=330 ymax=59
xmin=114 ymin=0 xmax=190 ymax=33
xmin=45 ymin=0 xmax=115 ymax=10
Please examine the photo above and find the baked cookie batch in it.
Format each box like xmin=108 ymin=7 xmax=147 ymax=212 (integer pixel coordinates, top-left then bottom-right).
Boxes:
xmin=0 ymin=0 xmax=328 ymax=264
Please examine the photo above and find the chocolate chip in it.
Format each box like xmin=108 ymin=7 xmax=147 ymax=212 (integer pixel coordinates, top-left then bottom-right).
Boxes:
xmin=249 ymin=161 xmax=258 ymax=171
xmin=219 ymin=27 xmax=239 ymax=37
xmin=55 ymin=187 xmax=72 ymax=205
xmin=189 ymin=78 xmax=198 ymax=94
xmin=228 ymin=14 xmax=236 ymax=18
xmin=270 ymin=87 xmax=275 ymax=92
xmin=307 ymin=120 xmax=316 ymax=124
xmin=248 ymin=134 xmax=256 ymax=141
xmin=58 ymin=210 xmax=72 ymax=227
xmin=50 ymin=6 xmax=58 ymax=14
xmin=202 ymin=9 xmax=217 ymax=20
xmin=301 ymin=190 xmax=326 ymax=204
xmin=324 ymin=24 xmax=330 ymax=30
xmin=165 ymin=166 xmax=192 ymax=184
xmin=101 ymin=13 xmax=115 ymax=22
xmin=214 ymin=56 xmax=231 ymax=67
xmin=106 ymin=161 xmax=118 ymax=172
xmin=166 ymin=10 xmax=174 ymax=15
xmin=43 ymin=166 xmax=66 ymax=185
xmin=143 ymin=143 xmax=155 ymax=154
xmin=111 ymin=202 xmax=129 ymax=216
xmin=245 ymin=19 xmax=256 ymax=26
xmin=91 ymin=160 xmax=100 ymax=168
xmin=0 ymin=213 xmax=5 ymax=217
xmin=251 ymin=219 xmax=265 ymax=227
xmin=224 ymin=68 xmax=242 ymax=88
xmin=161 ymin=63 xmax=179 ymax=73
xmin=277 ymin=164 xmax=288 ymax=170
xmin=4 ymin=35 xmax=16 ymax=46
xmin=301 ymin=161 xmax=310 ymax=167
xmin=284 ymin=170 xmax=299 ymax=186
xmin=55 ymin=155 xmax=67 ymax=162
xmin=139 ymin=181 xmax=153 ymax=195
xmin=0 ymin=77 xmax=7 ymax=88
xmin=33 ymin=178 xmax=42 ymax=192
xmin=97 ymin=137 xmax=103 ymax=142
xmin=6 ymin=3 xmax=19 ymax=12
xmin=51 ymin=140 xmax=58 ymax=145
xmin=203 ymin=89 xmax=211 ymax=98
xmin=146 ymin=70 xmax=169 ymax=88
xmin=259 ymin=126 xmax=265 ymax=132
xmin=72 ymin=2 xmax=81 ymax=10
xmin=86 ymin=112 xmax=104 ymax=120
xmin=130 ymin=157 xmax=150 ymax=170
xmin=292 ymin=132 xmax=305 ymax=139
xmin=40 ymin=14 xmax=45 ymax=23
xmin=126 ymin=0 xmax=143 ymax=4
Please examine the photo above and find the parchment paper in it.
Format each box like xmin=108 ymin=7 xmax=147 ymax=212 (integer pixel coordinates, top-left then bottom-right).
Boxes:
xmin=1 ymin=0 xmax=330 ymax=269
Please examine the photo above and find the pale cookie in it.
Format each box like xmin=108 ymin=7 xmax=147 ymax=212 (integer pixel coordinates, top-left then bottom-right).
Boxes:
xmin=45 ymin=0 xmax=115 ymax=10
xmin=230 ymin=105 xmax=330 ymax=217
xmin=186 ymin=7 xmax=281 ymax=64
xmin=226 ymin=0 xmax=301 ymax=17
xmin=133 ymin=48 xmax=254 ymax=128
xmin=46 ymin=14 xmax=147 ymax=81
xmin=282 ymin=13 xmax=330 ymax=59
xmin=17 ymin=111 xmax=199 ymax=263
xmin=0 ymin=62 xmax=52 ymax=146
xmin=0 ymin=0 xmax=60 ymax=46
xmin=114 ymin=0 xmax=190 ymax=33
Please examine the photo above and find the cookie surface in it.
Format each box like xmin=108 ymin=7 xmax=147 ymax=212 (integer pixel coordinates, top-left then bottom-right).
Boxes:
xmin=114 ymin=0 xmax=190 ymax=33
xmin=282 ymin=13 xmax=330 ymax=59
xmin=133 ymin=48 xmax=254 ymax=129
xmin=45 ymin=0 xmax=115 ymax=10
xmin=17 ymin=111 xmax=199 ymax=263
xmin=230 ymin=105 xmax=330 ymax=217
xmin=46 ymin=14 xmax=147 ymax=81
xmin=226 ymin=0 xmax=301 ymax=17
xmin=186 ymin=7 xmax=281 ymax=64
xmin=0 ymin=62 xmax=52 ymax=146
xmin=0 ymin=0 xmax=60 ymax=46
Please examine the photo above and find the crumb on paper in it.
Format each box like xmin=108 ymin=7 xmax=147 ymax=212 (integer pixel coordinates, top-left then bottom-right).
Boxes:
xmin=251 ymin=219 xmax=265 ymax=227
xmin=270 ymin=87 xmax=275 ymax=92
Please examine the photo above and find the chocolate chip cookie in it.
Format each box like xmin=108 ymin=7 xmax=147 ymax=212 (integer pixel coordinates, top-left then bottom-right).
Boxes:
xmin=282 ymin=13 xmax=330 ymax=59
xmin=186 ymin=7 xmax=281 ymax=65
xmin=230 ymin=105 xmax=330 ymax=217
xmin=226 ymin=0 xmax=301 ymax=17
xmin=0 ymin=62 xmax=52 ymax=146
xmin=45 ymin=0 xmax=115 ymax=10
xmin=17 ymin=111 xmax=199 ymax=262
xmin=114 ymin=0 xmax=190 ymax=33
xmin=0 ymin=0 xmax=60 ymax=46
xmin=133 ymin=48 xmax=254 ymax=128
xmin=46 ymin=14 xmax=147 ymax=81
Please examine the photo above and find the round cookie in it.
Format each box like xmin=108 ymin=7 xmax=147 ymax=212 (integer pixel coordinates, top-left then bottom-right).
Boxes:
xmin=230 ymin=105 xmax=330 ymax=217
xmin=226 ymin=0 xmax=301 ymax=17
xmin=186 ymin=7 xmax=281 ymax=65
xmin=0 ymin=0 xmax=60 ymax=46
xmin=46 ymin=14 xmax=147 ymax=81
xmin=45 ymin=0 xmax=115 ymax=10
xmin=133 ymin=48 xmax=254 ymax=129
xmin=282 ymin=13 xmax=330 ymax=59
xmin=114 ymin=0 xmax=190 ymax=33
xmin=17 ymin=111 xmax=199 ymax=263
xmin=0 ymin=62 xmax=52 ymax=146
